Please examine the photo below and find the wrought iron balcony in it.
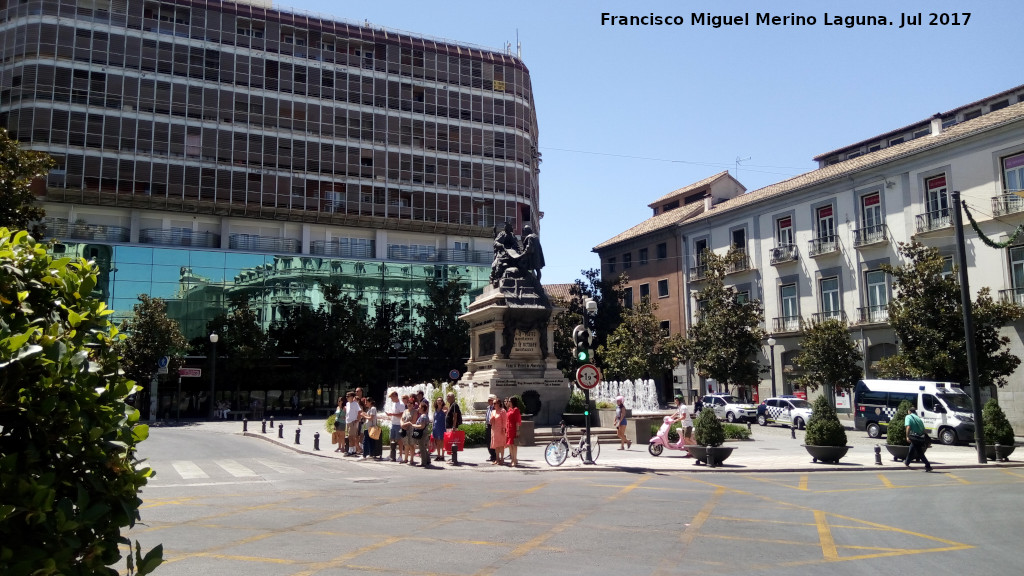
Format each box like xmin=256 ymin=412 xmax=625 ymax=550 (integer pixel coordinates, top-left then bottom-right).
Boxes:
xmin=853 ymin=224 xmax=889 ymax=248
xmin=140 ymin=229 xmax=219 ymax=248
xmin=725 ymin=252 xmax=751 ymax=274
xmin=999 ymin=288 xmax=1024 ymax=305
xmin=992 ymin=193 xmax=1024 ymax=217
xmin=310 ymin=240 xmax=375 ymax=258
xmin=857 ymin=305 xmax=890 ymax=324
xmin=770 ymin=244 xmax=799 ymax=265
xmin=228 ymin=233 xmax=300 ymax=254
xmin=811 ymin=310 xmax=848 ymax=324
xmin=915 ymin=209 xmax=952 ymax=233
xmin=42 ymin=218 xmax=129 ymax=243
xmin=808 ymin=235 xmax=840 ymax=257
xmin=772 ymin=315 xmax=803 ymax=333
xmin=689 ymin=263 xmax=707 ymax=281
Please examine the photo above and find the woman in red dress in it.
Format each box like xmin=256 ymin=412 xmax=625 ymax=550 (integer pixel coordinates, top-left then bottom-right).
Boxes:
xmin=505 ymin=397 xmax=522 ymax=467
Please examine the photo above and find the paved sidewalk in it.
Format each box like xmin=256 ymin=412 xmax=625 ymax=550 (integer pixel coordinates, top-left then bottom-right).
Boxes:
xmin=182 ymin=418 xmax=1024 ymax=473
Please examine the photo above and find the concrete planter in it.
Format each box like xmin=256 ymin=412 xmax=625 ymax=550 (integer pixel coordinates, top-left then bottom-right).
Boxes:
xmin=984 ymin=444 xmax=1016 ymax=462
xmin=686 ymin=445 xmax=735 ymax=467
xmin=884 ymin=443 xmax=928 ymax=463
xmin=803 ymin=445 xmax=851 ymax=464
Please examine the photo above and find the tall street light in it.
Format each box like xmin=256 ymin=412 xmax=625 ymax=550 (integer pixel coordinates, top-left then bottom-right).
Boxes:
xmin=767 ymin=336 xmax=777 ymax=398
xmin=208 ymin=332 xmax=219 ymax=419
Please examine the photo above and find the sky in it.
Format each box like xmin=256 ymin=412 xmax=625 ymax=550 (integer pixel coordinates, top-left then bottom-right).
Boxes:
xmin=281 ymin=0 xmax=1022 ymax=284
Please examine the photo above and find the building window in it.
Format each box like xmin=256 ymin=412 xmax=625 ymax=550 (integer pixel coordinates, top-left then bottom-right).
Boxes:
xmin=660 ymin=321 xmax=671 ymax=336
xmin=820 ymin=277 xmax=841 ymax=320
xmin=1003 ymin=153 xmax=1024 ymax=192
xmin=861 ymin=192 xmax=882 ymax=238
xmin=816 ymin=205 xmax=835 ymax=242
xmin=865 ymin=270 xmax=888 ymax=322
xmin=623 ymin=253 xmax=632 ymax=269
xmin=623 ymin=286 xmax=633 ymax=309
xmin=941 ymin=255 xmax=954 ymax=279
xmin=1010 ymin=247 xmax=1024 ymax=304
xmin=608 ymin=257 xmax=616 ymax=273
xmin=657 ymin=242 xmax=667 ymax=260
xmin=776 ymin=216 xmax=794 ymax=246
xmin=779 ymin=283 xmax=799 ymax=331
xmin=925 ymin=175 xmax=950 ymax=226
xmin=639 ymin=283 xmax=650 ymax=301
xmin=731 ymin=228 xmax=746 ymax=253
xmin=735 ymin=290 xmax=750 ymax=304
xmin=657 ymin=279 xmax=669 ymax=298
xmin=639 ymin=248 xmax=648 ymax=265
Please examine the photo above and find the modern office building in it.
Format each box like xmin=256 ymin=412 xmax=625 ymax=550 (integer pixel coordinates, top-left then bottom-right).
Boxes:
xmin=0 ymin=0 xmax=540 ymax=411
xmin=598 ymin=84 xmax=1024 ymax=429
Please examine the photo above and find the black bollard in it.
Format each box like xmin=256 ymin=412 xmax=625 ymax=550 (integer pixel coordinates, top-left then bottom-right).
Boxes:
xmin=269 ymin=415 xmax=275 ymax=430
xmin=995 ymin=443 xmax=1001 ymax=462
xmin=261 ymin=419 xmax=267 ymax=434
xmin=242 ymin=417 xmax=248 ymax=432
xmin=389 ymin=441 xmax=397 ymax=462
xmin=294 ymin=427 xmax=301 ymax=445
xmin=707 ymin=449 xmax=717 ymax=468
xmin=874 ymin=444 xmax=882 ymax=465
xmin=314 ymin=432 xmax=320 ymax=451
xmin=298 ymin=413 xmax=303 ymax=426
xmin=450 ymin=439 xmax=459 ymax=465
xmin=278 ymin=423 xmax=284 ymax=439
xmin=791 ymin=425 xmax=796 ymax=439
xmin=747 ymin=421 xmax=752 ymax=432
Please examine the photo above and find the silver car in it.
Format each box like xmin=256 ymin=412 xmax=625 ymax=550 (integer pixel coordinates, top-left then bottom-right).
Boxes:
xmin=701 ymin=394 xmax=758 ymax=423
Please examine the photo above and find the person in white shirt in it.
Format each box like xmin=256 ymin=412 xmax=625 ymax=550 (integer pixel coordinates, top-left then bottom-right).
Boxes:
xmin=384 ymin=391 xmax=405 ymax=461
xmin=671 ymin=395 xmax=693 ymax=446
xmin=344 ymin=391 xmax=361 ymax=456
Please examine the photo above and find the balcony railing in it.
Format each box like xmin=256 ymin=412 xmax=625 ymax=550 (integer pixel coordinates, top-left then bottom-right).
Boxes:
xmin=725 ymin=252 xmax=751 ymax=274
xmin=808 ymin=235 xmax=840 ymax=257
xmin=772 ymin=315 xmax=803 ymax=333
xmin=853 ymin=224 xmax=889 ymax=248
xmin=228 ymin=234 xmax=301 ymax=254
xmin=999 ymin=288 xmax=1024 ymax=305
xmin=992 ymin=193 xmax=1024 ymax=217
xmin=689 ymin=263 xmax=707 ymax=281
xmin=858 ymin=305 xmax=890 ymax=324
xmin=770 ymin=244 xmax=799 ymax=265
xmin=310 ymin=240 xmax=375 ymax=259
xmin=915 ymin=209 xmax=952 ymax=233
xmin=42 ymin=218 xmax=129 ymax=243
xmin=139 ymin=229 xmax=219 ymax=248
xmin=811 ymin=310 xmax=848 ymax=324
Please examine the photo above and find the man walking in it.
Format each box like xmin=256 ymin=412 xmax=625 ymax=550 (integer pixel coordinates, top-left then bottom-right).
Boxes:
xmin=905 ymin=411 xmax=933 ymax=472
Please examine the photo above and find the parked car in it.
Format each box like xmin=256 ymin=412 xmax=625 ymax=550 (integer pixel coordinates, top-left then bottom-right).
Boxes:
xmin=701 ymin=394 xmax=758 ymax=423
xmin=756 ymin=396 xmax=813 ymax=429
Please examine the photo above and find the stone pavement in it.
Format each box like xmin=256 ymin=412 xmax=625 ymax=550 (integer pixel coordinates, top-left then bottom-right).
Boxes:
xmin=180 ymin=416 xmax=1024 ymax=473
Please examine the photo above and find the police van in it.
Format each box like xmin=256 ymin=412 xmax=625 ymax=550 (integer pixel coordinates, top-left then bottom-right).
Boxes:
xmin=852 ymin=379 xmax=975 ymax=445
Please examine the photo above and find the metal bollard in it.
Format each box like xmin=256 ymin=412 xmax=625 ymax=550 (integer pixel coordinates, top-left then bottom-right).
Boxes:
xmin=278 ymin=423 xmax=284 ymax=439
xmin=313 ymin=432 xmax=320 ymax=451
xmin=294 ymin=427 xmax=301 ymax=445
xmin=707 ymin=449 xmax=717 ymax=468
xmin=269 ymin=415 xmax=275 ymax=430
xmin=874 ymin=444 xmax=882 ymax=465
xmin=261 ymin=419 xmax=267 ymax=434
xmin=791 ymin=425 xmax=796 ymax=439
xmin=450 ymin=440 xmax=459 ymax=465
xmin=242 ymin=417 xmax=248 ymax=432
xmin=298 ymin=413 xmax=303 ymax=426
xmin=747 ymin=421 xmax=752 ymax=432
xmin=995 ymin=443 xmax=1001 ymax=462
xmin=389 ymin=441 xmax=397 ymax=462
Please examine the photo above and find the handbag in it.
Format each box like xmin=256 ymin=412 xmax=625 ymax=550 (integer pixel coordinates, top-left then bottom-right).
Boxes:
xmin=331 ymin=430 xmax=343 ymax=445
xmin=412 ymin=428 xmax=424 ymax=439
xmin=368 ymin=425 xmax=381 ymax=440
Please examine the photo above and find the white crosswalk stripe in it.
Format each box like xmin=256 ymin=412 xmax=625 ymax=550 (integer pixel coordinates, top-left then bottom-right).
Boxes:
xmin=254 ymin=459 xmax=303 ymax=474
xmin=215 ymin=459 xmax=258 ymax=477
xmin=171 ymin=460 xmax=209 ymax=480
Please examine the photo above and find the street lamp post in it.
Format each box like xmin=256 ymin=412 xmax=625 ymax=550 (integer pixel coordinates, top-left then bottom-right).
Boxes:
xmin=393 ymin=341 xmax=401 ymax=387
xmin=767 ymin=336 xmax=777 ymax=398
xmin=208 ymin=332 xmax=219 ymax=419
xmin=583 ymin=298 xmax=598 ymax=465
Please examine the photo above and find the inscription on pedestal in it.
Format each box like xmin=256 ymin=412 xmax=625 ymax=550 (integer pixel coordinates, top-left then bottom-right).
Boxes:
xmin=510 ymin=330 xmax=540 ymax=358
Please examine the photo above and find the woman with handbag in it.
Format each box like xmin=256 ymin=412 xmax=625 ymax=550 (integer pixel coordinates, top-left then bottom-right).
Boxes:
xmin=432 ymin=397 xmax=447 ymax=462
xmin=505 ymin=397 xmax=522 ymax=467
xmin=411 ymin=401 xmax=432 ymax=467
xmin=361 ymin=397 xmax=379 ymax=460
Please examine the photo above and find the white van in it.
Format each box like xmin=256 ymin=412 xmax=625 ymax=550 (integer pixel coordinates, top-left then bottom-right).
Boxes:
xmin=852 ymin=379 xmax=975 ymax=445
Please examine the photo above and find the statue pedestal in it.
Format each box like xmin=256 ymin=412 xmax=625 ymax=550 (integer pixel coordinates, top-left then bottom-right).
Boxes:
xmin=457 ymin=282 xmax=569 ymax=426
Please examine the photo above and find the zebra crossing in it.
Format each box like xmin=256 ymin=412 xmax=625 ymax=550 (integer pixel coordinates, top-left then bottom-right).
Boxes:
xmin=159 ymin=458 xmax=305 ymax=483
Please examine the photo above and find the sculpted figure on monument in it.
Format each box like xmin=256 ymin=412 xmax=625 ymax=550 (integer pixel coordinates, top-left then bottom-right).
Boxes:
xmin=490 ymin=221 xmax=522 ymax=287
xmin=520 ymin=224 xmax=545 ymax=283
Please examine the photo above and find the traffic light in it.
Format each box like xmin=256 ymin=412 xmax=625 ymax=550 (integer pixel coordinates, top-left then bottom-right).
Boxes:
xmin=572 ymin=323 xmax=593 ymax=363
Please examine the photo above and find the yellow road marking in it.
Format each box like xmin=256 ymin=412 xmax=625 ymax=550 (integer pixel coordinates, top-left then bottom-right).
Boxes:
xmin=946 ymin=473 xmax=971 ymax=485
xmin=287 ymin=537 xmax=402 ymax=576
xmin=798 ymin=474 xmax=809 ymax=491
xmin=814 ymin=510 xmax=839 ymax=560
xmin=877 ymin=473 xmax=895 ymax=488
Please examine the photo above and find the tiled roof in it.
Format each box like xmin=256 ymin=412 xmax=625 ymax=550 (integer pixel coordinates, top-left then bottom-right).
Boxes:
xmin=813 ymin=82 xmax=1024 ymax=161
xmin=593 ymin=202 xmax=703 ymax=251
xmin=543 ymin=283 xmax=576 ymax=303
xmin=648 ymin=170 xmax=732 ymax=207
xmin=679 ymin=101 xmax=1024 ymax=226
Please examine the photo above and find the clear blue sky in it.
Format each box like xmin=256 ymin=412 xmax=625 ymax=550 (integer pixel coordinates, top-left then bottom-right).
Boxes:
xmin=285 ymin=0 xmax=1020 ymax=284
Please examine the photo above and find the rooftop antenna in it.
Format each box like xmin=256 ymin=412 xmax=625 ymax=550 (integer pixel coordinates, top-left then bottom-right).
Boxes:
xmin=735 ymin=155 xmax=751 ymax=178
xmin=516 ymin=29 xmax=521 ymax=58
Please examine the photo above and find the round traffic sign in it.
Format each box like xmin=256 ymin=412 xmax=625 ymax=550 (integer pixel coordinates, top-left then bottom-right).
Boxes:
xmin=449 ymin=369 xmax=460 ymax=380
xmin=576 ymin=364 xmax=601 ymax=389
xmin=157 ymin=356 xmax=169 ymax=368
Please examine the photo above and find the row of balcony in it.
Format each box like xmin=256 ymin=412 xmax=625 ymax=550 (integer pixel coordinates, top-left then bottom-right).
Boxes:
xmin=770 ymin=306 xmax=890 ymax=333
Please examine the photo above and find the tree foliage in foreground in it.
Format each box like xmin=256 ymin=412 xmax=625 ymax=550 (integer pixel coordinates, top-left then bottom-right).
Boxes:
xmin=599 ymin=297 xmax=685 ymax=381
xmin=0 ymin=228 xmax=161 ymax=575
xmin=0 ymin=129 xmax=55 ymax=237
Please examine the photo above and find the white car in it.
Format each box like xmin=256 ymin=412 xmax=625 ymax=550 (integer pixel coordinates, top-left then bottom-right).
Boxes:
xmin=701 ymin=394 xmax=758 ymax=423
xmin=757 ymin=396 xmax=814 ymax=429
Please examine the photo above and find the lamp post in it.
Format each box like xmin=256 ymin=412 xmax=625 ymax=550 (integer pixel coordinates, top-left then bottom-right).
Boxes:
xmin=583 ymin=298 xmax=598 ymax=465
xmin=208 ymin=332 xmax=219 ymax=419
xmin=767 ymin=336 xmax=777 ymax=398
xmin=393 ymin=341 xmax=401 ymax=387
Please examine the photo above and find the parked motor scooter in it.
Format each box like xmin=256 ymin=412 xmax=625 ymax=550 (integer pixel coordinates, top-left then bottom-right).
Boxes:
xmin=648 ymin=416 xmax=694 ymax=456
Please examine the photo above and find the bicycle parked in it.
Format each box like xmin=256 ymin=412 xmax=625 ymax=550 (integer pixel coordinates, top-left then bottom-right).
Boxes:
xmin=544 ymin=420 xmax=601 ymax=466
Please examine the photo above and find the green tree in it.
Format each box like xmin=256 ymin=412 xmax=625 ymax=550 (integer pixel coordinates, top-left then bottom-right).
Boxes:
xmin=793 ymin=318 xmax=863 ymax=405
xmin=411 ymin=275 xmax=470 ymax=380
xmin=0 ymin=129 xmax=55 ymax=237
xmin=876 ymin=241 xmax=1023 ymax=390
xmin=0 ymin=228 xmax=161 ymax=575
xmin=598 ymin=297 xmax=685 ymax=381
xmin=552 ymin=268 xmax=627 ymax=378
xmin=886 ymin=400 xmax=915 ymax=446
xmin=118 ymin=294 xmax=188 ymax=390
xmin=685 ymin=249 xmax=766 ymax=396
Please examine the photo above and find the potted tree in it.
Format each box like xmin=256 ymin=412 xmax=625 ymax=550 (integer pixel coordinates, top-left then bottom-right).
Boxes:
xmin=803 ymin=394 xmax=852 ymax=463
xmin=983 ymin=398 xmax=1016 ymax=461
xmin=689 ymin=407 xmax=735 ymax=467
xmin=884 ymin=400 xmax=920 ymax=462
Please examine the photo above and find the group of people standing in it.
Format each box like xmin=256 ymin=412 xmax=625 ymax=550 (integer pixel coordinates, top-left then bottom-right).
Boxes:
xmin=484 ymin=394 xmax=523 ymax=467
xmin=333 ymin=387 xmax=380 ymax=459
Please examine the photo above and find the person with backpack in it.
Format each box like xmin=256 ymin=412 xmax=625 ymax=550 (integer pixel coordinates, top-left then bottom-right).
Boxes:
xmin=904 ymin=411 xmax=933 ymax=472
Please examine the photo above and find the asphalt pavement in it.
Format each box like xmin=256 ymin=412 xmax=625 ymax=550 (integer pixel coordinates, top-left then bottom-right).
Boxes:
xmin=183 ymin=415 xmax=1024 ymax=473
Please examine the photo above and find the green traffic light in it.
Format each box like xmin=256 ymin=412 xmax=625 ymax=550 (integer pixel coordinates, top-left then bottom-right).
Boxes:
xmin=584 ymin=410 xmax=589 ymax=416
xmin=576 ymin=350 xmax=589 ymax=362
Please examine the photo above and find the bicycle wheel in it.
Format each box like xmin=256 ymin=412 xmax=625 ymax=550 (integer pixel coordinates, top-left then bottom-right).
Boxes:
xmin=545 ymin=439 xmax=568 ymax=466
xmin=579 ymin=437 xmax=601 ymax=463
